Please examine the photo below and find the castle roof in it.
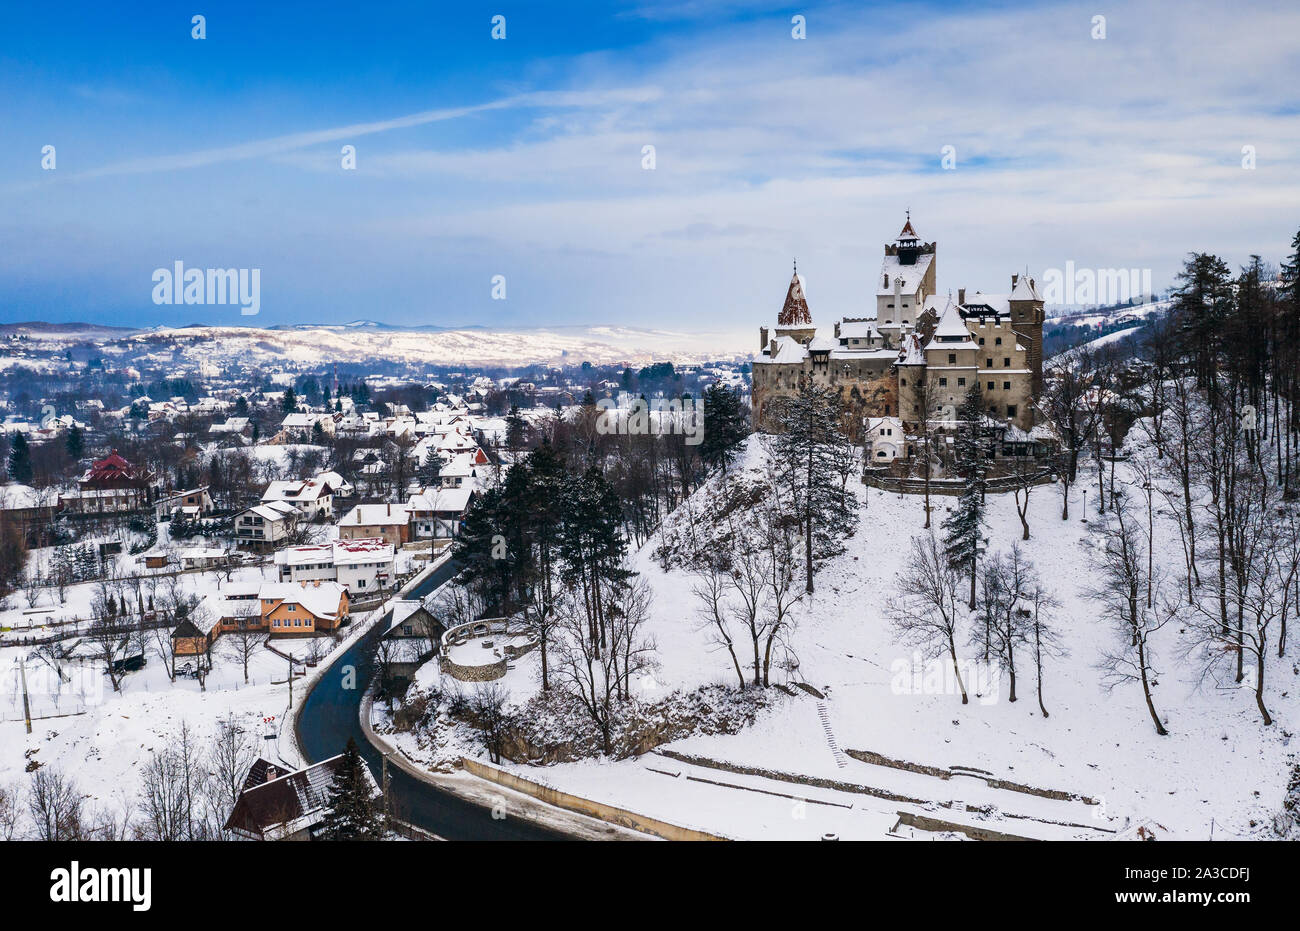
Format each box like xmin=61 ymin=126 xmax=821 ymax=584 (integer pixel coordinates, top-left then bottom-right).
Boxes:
xmin=927 ymin=296 xmax=976 ymax=347
xmin=777 ymin=269 xmax=812 ymax=327
xmin=1010 ymin=274 xmax=1043 ymax=301
xmin=898 ymin=217 xmax=919 ymax=240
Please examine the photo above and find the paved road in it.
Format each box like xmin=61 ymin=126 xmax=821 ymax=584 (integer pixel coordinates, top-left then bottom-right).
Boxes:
xmin=297 ymin=560 xmax=563 ymax=841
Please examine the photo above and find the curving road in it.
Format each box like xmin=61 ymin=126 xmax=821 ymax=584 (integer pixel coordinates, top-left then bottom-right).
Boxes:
xmin=296 ymin=559 xmax=563 ymax=840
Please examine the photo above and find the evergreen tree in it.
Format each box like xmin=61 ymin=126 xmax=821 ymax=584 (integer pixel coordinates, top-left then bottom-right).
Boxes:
xmin=942 ymin=385 xmax=988 ymax=609
xmin=65 ymin=424 xmax=85 ymax=462
xmin=700 ymin=382 xmax=749 ymax=474
xmin=280 ymin=387 xmax=297 ymax=413
xmin=1280 ymin=226 xmax=1300 ymax=312
xmin=7 ymin=432 xmax=32 ymax=484
xmin=770 ymin=381 xmax=857 ymax=593
xmin=558 ymin=466 xmax=631 ymax=649
xmin=417 ymin=448 xmax=443 ymax=488
xmin=1170 ymin=252 xmax=1234 ymax=391
xmin=505 ymin=404 xmax=527 ymax=451
xmin=452 ymin=485 xmax=515 ymax=611
xmin=319 ymin=738 xmax=382 ymax=840
xmin=234 ymin=395 xmax=249 ymax=417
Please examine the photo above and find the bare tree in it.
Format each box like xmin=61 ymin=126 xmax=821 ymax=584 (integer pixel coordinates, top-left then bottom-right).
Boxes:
xmin=691 ymin=554 xmax=747 ymax=689
xmin=468 ymin=682 xmax=510 ymax=764
xmin=210 ymin=714 xmax=258 ymax=813
xmin=220 ymin=601 xmax=266 ymax=684
xmin=0 ymin=781 xmax=19 ymax=840
xmin=26 ymin=768 xmax=85 ymax=841
xmin=971 ymin=545 xmax=1036 ymax=704
xmin=1027 ymin=578 xmax=1065 ymax=718
xmin=1089 ymin=491 xmax=1174 ymax=735
xmin=887 ymin=531 xmax=970 ymax=704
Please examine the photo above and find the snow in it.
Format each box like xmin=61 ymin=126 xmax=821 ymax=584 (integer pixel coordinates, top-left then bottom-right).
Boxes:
xmin=448 ymin=435 xmax=1294 ymax=840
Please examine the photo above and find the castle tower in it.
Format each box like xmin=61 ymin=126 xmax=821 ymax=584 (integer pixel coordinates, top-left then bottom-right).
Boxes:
xmin=877 ymin=213 xmax=937 ymax=330
xmin=773 ymin=263 xmax=816 ymax=345
xmin=1008 ymin=272 xmax=1045 ymax=396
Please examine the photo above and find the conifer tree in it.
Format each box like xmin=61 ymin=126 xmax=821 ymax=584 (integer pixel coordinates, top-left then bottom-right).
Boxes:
xmin=770 ymin=381 xmax=857 ymax=593
xmin=319 ymin=738 xmax=382 ymax=840
xmin=942 ymin=384 xmax=988 ymax=609
xmin=417 ymin=448 xmax=442 ymax=487
xmin=7 ymin=432 xmax=32 ymax=484
xmin=700 ymin=382 xmax=749 ymax=474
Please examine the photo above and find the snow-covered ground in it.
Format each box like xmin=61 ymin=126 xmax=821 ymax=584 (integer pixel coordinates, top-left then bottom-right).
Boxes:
xmin=397 ymin=434 xmax=1296 ymax=840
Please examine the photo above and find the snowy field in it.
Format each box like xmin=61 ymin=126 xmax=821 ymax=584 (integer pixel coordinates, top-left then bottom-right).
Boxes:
xmin=398 ymin=435 xmax=1295 ymax=840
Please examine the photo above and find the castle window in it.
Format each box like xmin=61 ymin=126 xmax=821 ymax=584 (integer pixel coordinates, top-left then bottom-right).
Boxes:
xmin=1007 ymin=405 xmax=1017 ymax=418
xmin=979 ymin=338 xmax=985 ymax=345
xmin=958 ymin=377 xmax=966 ymax=386
xmin=987 ymin=381 xmax=995 ymax=390
xmin=948 ymin=353 xmax=956 ymax=364
xmin=900 ymin=378 xmax=907 ymax=386
xmin=939 ymin=377 xmax=948 ymax=387
xmin=995 ymin=337 xmax=1003 ymax=345
xmin=985 ymin=358 xmax=993 ymax=368
xmin=1003 ymin=381 xmax=1011 ymax=390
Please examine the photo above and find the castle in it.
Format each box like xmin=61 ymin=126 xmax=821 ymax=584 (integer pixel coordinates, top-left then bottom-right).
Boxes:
xmin=751 ymin=216 xmax=1044 ymax=442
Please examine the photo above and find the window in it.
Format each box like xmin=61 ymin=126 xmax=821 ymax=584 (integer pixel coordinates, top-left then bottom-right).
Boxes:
xmin=948 ymin=353 xmax=956 ymax=364
xmin=939 ymin=377 xmax=948 ymax=387
xmin=958 ymin=377 xmax=966 ymax=386
xmin=986 ymin=358 xmax=993 ymax=368
xmin=900 ymin=378 xmax=907 ymax=386
xmin=995 ymin=337 xmax=1002 ymax=345
xmin=978 ymin=337 xmax=985 ymax=345
xmin=1003 ymin=381 xmax=1011 ymax=390
xmin=1003 ymin=358 xmax=1010 ymax=367
xmin=987 ymin=381 xmax=995 ymax=390
xmin=1007 ymin=405 xmax=1018 ymax=418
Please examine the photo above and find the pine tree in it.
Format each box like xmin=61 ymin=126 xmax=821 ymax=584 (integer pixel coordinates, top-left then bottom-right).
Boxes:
xmin=700 ymin=382 xmax=749 ymax=474
xmin=64 ymin=424 xmax=84 ymax=462
xmin=1280 ymin=226 xmax=1300 ymax=312
xmin=770 ymin=380 xmax=857 ymax=593
xmin=417 ymin=447 xmax=443 ymax=488
xmin=558 ymin=466 xmax=631 ymax=649
xmin=280 ymin=387 xmax=297 ymax=413
xmin=505 ymin=404 xmax=527 ymax=451
xmin=319 ymin=738 xmax=382 ymax=840
xmin=7 ymin=432 xmax=32 ymax=484
xmin=942 ymin=385 xmax=988 ymax=609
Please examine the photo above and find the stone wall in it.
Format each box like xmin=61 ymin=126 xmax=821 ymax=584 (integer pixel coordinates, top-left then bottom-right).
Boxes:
xmin=461 ymin=757 xmax=727 ymax=841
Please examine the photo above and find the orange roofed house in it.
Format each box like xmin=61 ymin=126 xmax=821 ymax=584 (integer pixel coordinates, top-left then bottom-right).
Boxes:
xmin=170 ymin=580 xmax=350 ymax=667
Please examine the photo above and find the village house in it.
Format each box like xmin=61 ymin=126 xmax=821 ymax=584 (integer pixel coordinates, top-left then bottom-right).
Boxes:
xmin=233 ymin=500 xmax=300 ymax=550
xmin=154 ymin=485 xmax=215 ymax=521
xmin=261 ymin=472 xmax=341 ymax=521
xmin=260 ymin=580 xmax=350 ymax=635
xmin=337 ymin=502 xmax=411 ymax=546
xmin=274 ymin=537 xmax=396 ymax=595
xmin=224 ymin=754 xmax=379 ymax=841
xmin=406 ymin=485 xmax=475 ymax=539
xmin=59 ymin=451 xmax=155 ymax=514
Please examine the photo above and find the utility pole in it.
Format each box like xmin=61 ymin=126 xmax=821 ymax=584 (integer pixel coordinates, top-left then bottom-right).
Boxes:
xmin=287 ymin=654 xmax=293 ymax=708
xmin=17 ymin=655 xmax=32 ymax=735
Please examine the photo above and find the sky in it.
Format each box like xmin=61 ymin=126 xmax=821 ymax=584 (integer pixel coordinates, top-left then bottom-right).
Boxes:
xmin=0 ymin=0 xmax=1297 ymax=333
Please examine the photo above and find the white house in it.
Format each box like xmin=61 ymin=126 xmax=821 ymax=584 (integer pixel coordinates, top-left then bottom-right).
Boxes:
xmin=273 ymin=537 xmax=396 ymax=595
xmin=234 ymin=500 xmax=299 ymax=549
xmin=407 ymin=485 xmax=475 ymax=539
xmin=261 ymin=473 xmax=340 ymax=520
xmin=865 ymin=416 xmax=907 ymax=462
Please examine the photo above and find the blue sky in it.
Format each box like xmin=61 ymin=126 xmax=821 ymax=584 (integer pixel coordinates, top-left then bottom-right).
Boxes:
xmin=1 ymin=0 xmax=1298 ymax=332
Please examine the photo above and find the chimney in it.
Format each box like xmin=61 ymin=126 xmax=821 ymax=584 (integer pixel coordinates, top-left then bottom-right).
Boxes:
xmin=1011 ymin=273 xmax=1019 ymax=288
xmin=760 ymin=326 xmax=769 ymax=352
xmin=958 ymin=288 xmax=966 ymax=304
xmin=883 ymin=273 xmax=889 ymax=288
